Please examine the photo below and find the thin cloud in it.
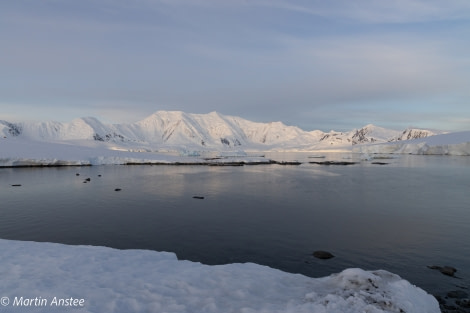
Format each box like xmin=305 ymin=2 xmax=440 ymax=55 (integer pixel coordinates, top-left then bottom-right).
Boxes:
xmin=142 ymin=0 xmax=470 ymax=23
xmin=1 ymin=0 xmax=469 ymax=131
xmin=235 ymin=0 xmax=470 ymax=23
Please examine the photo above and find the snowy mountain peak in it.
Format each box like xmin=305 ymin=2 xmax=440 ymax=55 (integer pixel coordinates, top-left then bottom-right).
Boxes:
xmin=351 ymin=124 xmax=400 ymax=145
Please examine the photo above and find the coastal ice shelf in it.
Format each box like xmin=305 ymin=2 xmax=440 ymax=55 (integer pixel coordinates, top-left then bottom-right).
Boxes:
xmin=352 ymin=131 xmax=470 ymax=156
xmin=0 ymin=239 xmax=439 ymax=313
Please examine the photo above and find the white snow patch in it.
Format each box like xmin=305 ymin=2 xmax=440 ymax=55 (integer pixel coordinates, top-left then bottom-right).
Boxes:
xmin=0 ymin=239 xmax=439 ymax=313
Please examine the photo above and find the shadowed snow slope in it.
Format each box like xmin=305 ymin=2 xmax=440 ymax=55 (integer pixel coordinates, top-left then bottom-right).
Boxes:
xmin=0 ymin=239 xmax=439 ymax=313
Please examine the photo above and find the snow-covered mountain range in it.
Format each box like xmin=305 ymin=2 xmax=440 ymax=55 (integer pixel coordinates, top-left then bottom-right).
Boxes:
xmin=0 ymin=111 xmax=444 ymax=151
xmin=1 ymin=110 xmax=470 ymax=166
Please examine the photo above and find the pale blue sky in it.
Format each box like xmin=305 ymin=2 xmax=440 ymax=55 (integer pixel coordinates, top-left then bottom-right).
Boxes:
xmin=1 ymin=0 xmax=470 ymax=131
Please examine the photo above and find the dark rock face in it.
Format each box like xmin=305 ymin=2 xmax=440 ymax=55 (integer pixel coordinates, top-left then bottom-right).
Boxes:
xmin=0 ymin=120 xmax=22 ymax=136
xmin=94 ymin=132 xmax=125 ymax=142
xmin=93 ymin=133 xmax=104 ymax=141
xmin=398 ymin=129 xmax=431 ymax=141
xmin=313 ymin=251 xmax=335 ymax=259
xmin=351 ymin=128 xmax=369 ymax=145
xmin=351 ymin=127 xmax=378 ymax=145
xmin=220 ymin=138 xmax=230 ymax=146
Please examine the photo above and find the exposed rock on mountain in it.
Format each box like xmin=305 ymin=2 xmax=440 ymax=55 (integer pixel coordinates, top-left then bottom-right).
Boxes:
xmin=395 ymin=128 xmax=437 ymax=141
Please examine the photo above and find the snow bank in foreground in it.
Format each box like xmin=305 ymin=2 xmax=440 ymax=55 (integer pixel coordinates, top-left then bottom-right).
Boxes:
xmin=353 ymin=131 xmax=470 ymax=155
xmin=0 ymin=239 xmax=439 ymax=313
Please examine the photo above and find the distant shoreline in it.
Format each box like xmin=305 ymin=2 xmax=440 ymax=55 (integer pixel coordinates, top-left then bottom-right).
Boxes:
xmin=0 ymin=159 xmax=307 ymax=168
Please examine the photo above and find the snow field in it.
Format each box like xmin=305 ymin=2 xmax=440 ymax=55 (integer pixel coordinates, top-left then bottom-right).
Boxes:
xmin=0 ymin=239 xmax=439 ymax=313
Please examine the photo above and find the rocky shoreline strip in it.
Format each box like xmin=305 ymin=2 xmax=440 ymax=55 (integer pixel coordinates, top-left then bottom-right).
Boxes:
xmin=427 ymin=266 xmax=470 ymax=313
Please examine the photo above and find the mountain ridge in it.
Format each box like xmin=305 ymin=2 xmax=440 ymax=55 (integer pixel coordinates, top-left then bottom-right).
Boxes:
xmin=0 ymin=111 xmax=446 ymax=151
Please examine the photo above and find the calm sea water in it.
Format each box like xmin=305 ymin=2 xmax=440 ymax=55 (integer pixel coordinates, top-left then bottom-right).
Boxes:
xmin=1 ymin=153 xmax=469 ymax=295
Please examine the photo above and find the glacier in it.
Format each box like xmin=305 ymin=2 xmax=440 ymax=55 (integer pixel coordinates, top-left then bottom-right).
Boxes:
xmin=0 ymin=239 xmax=439 ymax=313
xmin=353 ymin=131 xmax=470 ymax=156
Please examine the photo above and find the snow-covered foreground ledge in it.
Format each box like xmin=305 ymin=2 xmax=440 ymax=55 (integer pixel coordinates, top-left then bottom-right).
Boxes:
xmin=0 ymin=239 xmax=439 ymax=313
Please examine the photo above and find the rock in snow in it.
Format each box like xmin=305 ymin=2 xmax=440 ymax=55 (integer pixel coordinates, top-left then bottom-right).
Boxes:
xmin=0 ymin=239 xmax=439 ymax=313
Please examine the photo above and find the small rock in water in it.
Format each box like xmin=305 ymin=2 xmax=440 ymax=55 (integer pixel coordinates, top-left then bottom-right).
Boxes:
xmin=428 ymin=265 xmax=457 ymax=277
xmin=440 ymin=266 xmax=457 ymax=276
xmin=447 ymin=290 xmax=468 ymax=299
xmin=427 ymin=265 xmax=440 ymax=270
xmin=456 ymin=299 xmax=470 ymax=308
xmin=313 ymin=251 xmax=335 ymax=259
xmin=11 ymin=184 xmax=22 ymax=187
xmin=98 ymin=174 xmax=102 ymax=177
xmin=193 ymin=196 xmax=205 ymax=199
xmin=85 ymin=178 xmax=91 ymax=182
xmin=114 ymin=188 xmax=122 ymax=191
xmin=76 ymin=173 xmax=80 ymax=176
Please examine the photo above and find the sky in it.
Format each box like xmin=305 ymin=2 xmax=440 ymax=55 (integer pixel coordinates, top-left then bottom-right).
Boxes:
xmin=1 ymin=0 xmax=470 ymax=132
